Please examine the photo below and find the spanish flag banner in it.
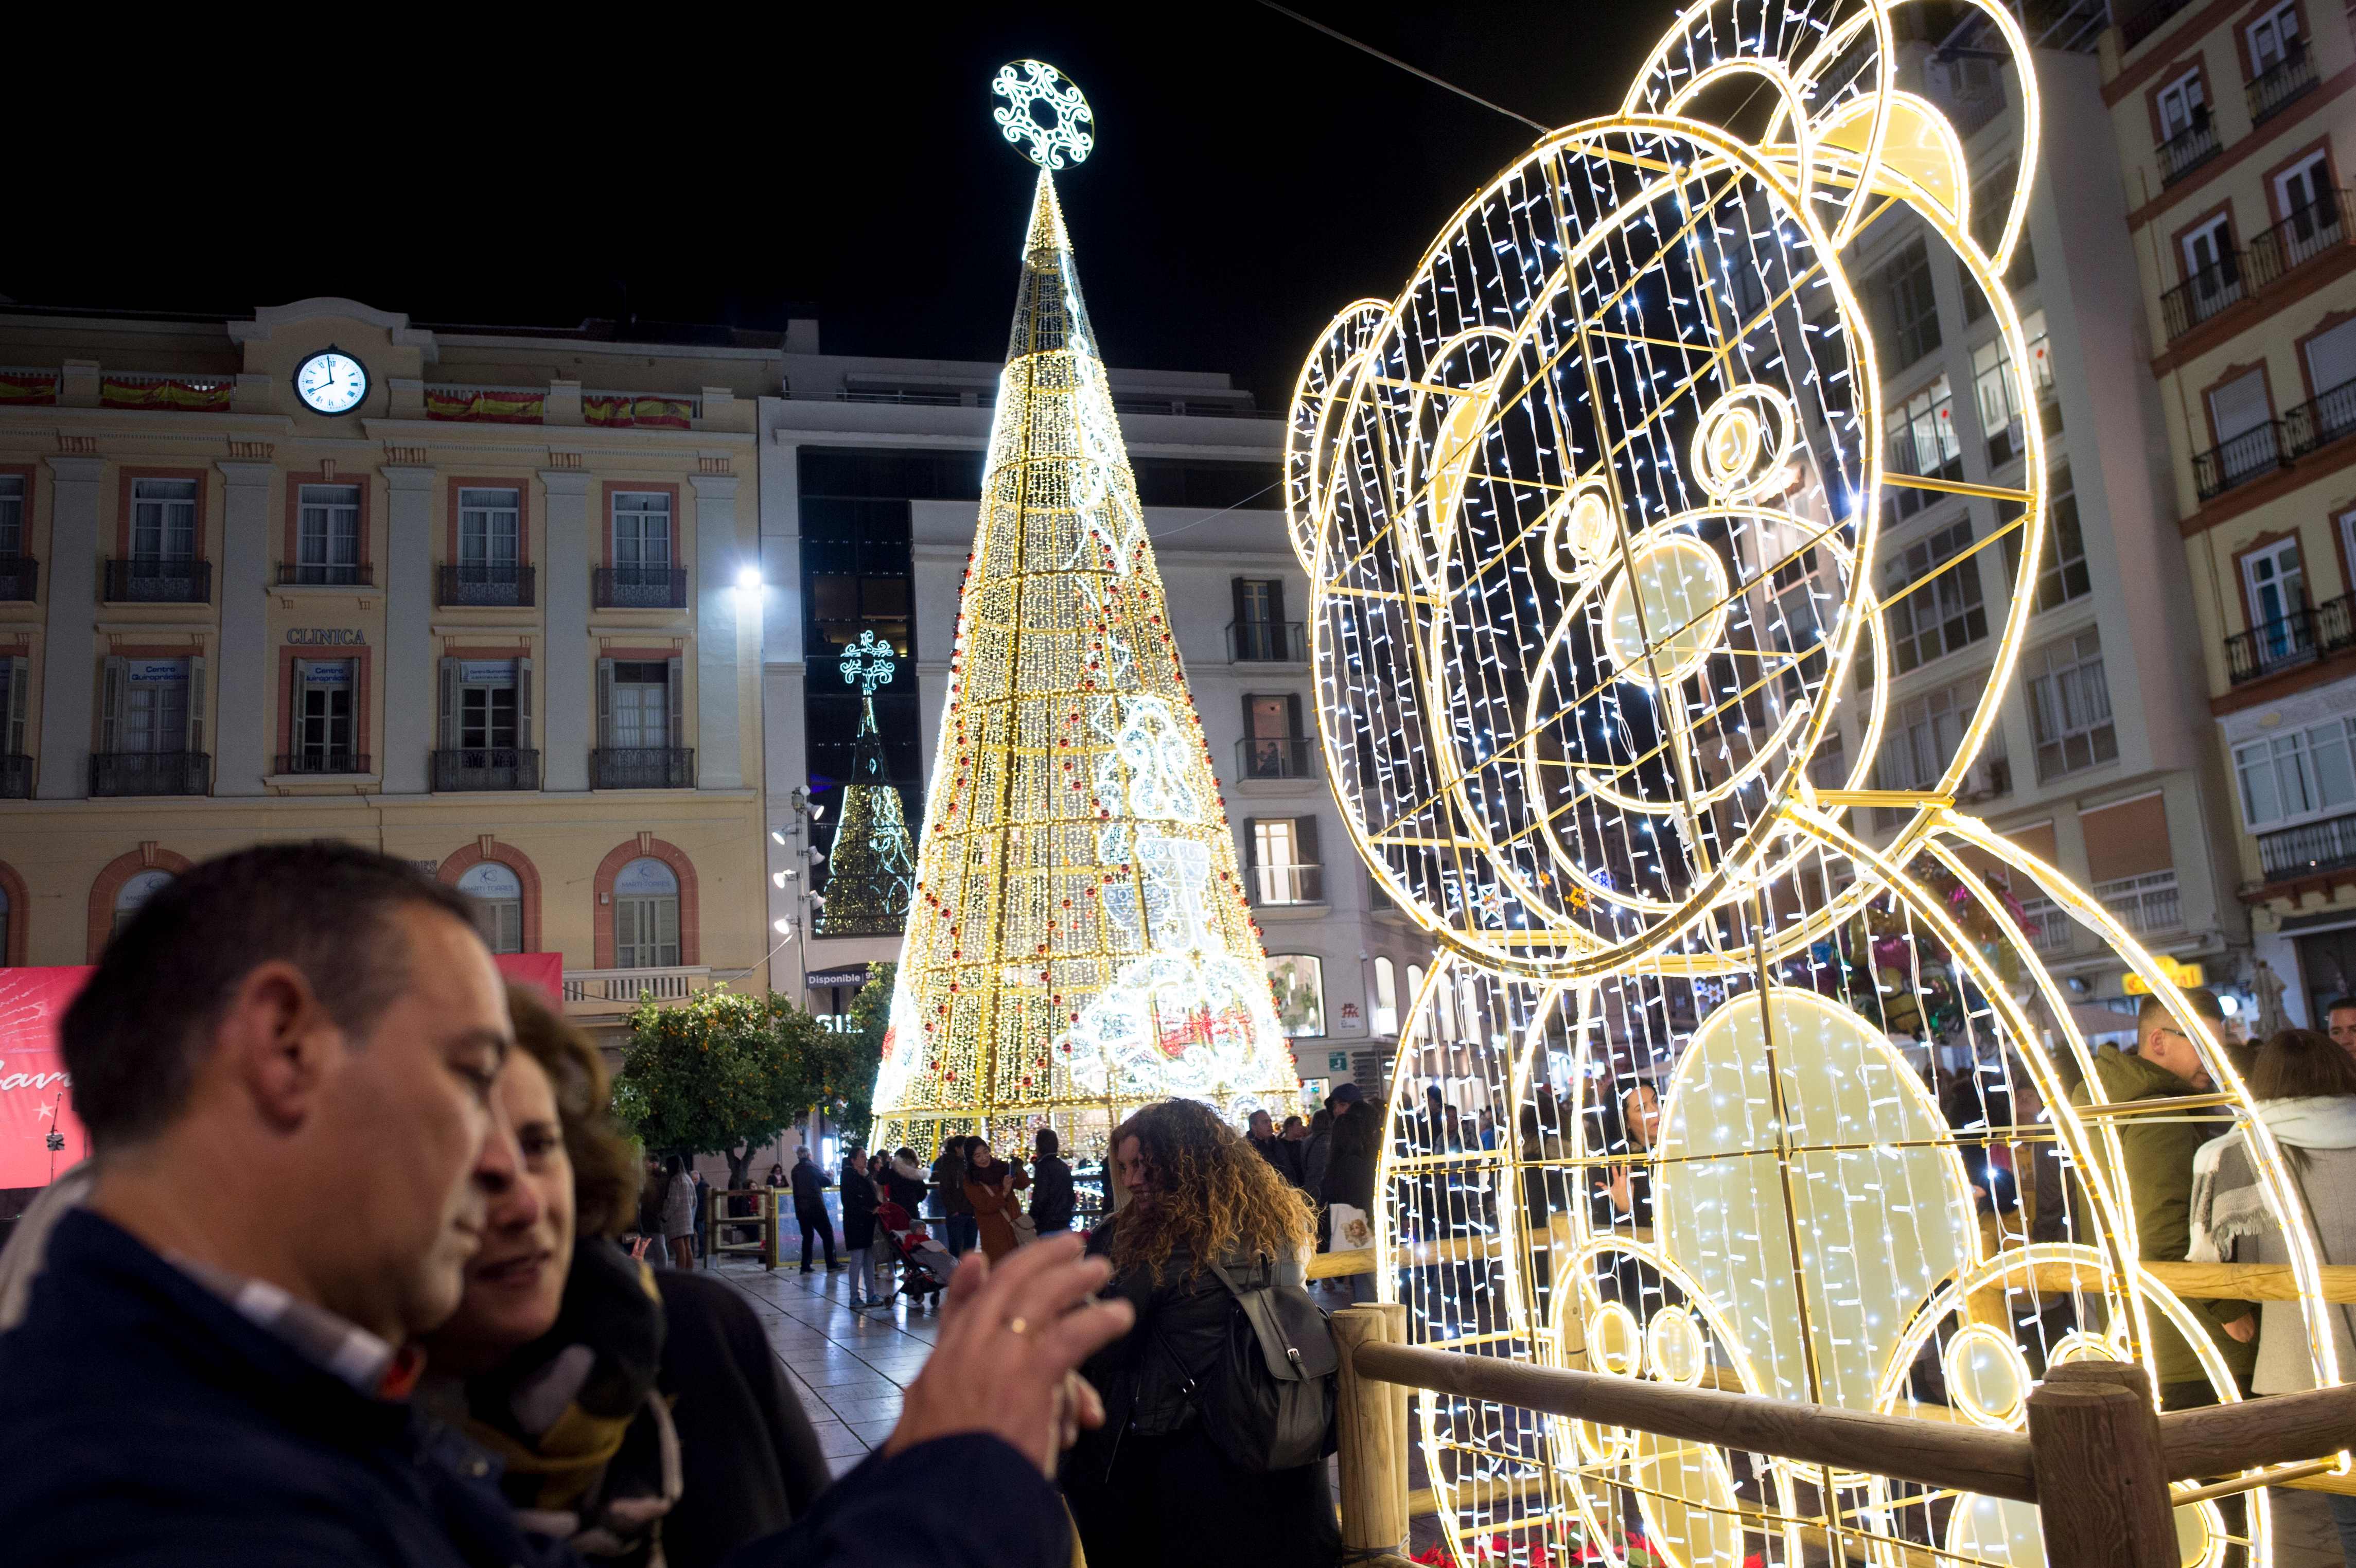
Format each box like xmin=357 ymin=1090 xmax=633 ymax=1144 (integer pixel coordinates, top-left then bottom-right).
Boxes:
xmin=0 ymin=373 xmax=57 ymax=407
xmin=425 ymin=387 xmax=546 ymax=424
xmin=583 ymin=395 xmax=692 ymax=430
xmin=99 ymin=377 xmax=230 ymax=412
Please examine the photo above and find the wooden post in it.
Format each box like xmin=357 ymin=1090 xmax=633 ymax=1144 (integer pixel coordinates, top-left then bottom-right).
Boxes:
xmin=1333 ymin=1304 xmax=1409 ymax=1558
xmin=1378 ymin=1299 xmax=1410 ymax=1518
xmin=764 ymin=1189 xmax=778 ymax=1270
xmin=2026 ymin=1362 xmax=2176 ymax=1568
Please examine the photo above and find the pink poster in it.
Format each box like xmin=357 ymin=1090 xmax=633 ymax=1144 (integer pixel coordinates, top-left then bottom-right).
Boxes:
xmin=495 ymin=952 xmax=564 ymax=1006
xmin=0 ymin=967 xmax=93 ymax=1190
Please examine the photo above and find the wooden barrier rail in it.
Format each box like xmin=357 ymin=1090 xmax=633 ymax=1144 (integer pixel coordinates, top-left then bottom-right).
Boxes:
xmin=1329 ymin=1305 xmax=2356 ymax=1568
xmin=703 ymin=1188 xmax=778 ymax=1270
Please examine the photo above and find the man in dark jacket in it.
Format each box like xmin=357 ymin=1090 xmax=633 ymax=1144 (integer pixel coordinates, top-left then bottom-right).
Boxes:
xmin=792 ymin=1148 xmax=842 ymax=1272
xmin=0 ymin=843 xmax=1134 ymax=1568
xmin=1029 ymin=1129 xmax=1076 ymax=1233
xmin=933 ymin=1137 xmax=977 ymax=1254
xmin=1246 ymin=1108 xmax=1304 ymax=1186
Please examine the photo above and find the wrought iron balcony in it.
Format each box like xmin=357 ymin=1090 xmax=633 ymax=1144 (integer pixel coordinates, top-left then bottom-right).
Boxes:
xmin=2159 ymin=256 xmax=2246 ymax=343
xmin=2225 ymin=592 xmax=2356 ymax=684
xmin=1227 ymin=619 xmax=1306 ymax=662
xmin=0 ymin=752 xmax=29 ymax=799
xmin=0 ymin=556 xmax=36 ymax=602
xmin=273 ymin=751 xmax=370 ymax=776
xmin=103 ymin=557 xmax=209 ymax=604
xmin=277 ymin=563 xmax=372 ymax=587
xmin=2095 ymin=871 xmax=2182 ymax=935
xmin=1237 ymin=735 xmax=1315 ymax=781
xmin=2248 ymin=44 xmax=2318 ymax=125
xmin=438 ymin=563 xmax=536 ymax=607
xmin=592 ymin=564 xmax=687 ymax=609
xmin=1250 ymin=862 xmax=1325 ymax=906
xmin=2157 ymin=114 xmax=2221 ymax=186
xmin=90 ymin=750 xmax=208 ymax=796
xmin=2260 ymin=813 xmax=2356 ymax=881
xmin=591 ymin=747 xmax=694 ymax=788
xmin=433 ymin=747 xmax=540 ymax=791
xmin=2193 ymin=420 xmax=2287 ymax=501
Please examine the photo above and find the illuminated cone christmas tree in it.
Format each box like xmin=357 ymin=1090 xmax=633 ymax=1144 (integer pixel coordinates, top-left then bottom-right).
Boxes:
xmin=815 ymin=631 xmax=916 ymax=938
xmin=870 ymin=62 xmax=1302 ymax=1156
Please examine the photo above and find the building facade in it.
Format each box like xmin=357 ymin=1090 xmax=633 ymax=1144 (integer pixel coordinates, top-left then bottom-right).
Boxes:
xmin=1839 ymin=39 xmax=2243 ymax=1017
xmin=2101 ymin=0 xmax=2356 ymax=1022
xmin=755 ymin=333 xmax=1430 ymax=1105
xmin=0 ymin=297 xmax=770 ymax=1032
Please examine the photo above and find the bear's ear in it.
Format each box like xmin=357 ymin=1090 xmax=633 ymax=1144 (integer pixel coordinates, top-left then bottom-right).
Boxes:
xmin=1286 ymin=299 xmax=1391 ymax=572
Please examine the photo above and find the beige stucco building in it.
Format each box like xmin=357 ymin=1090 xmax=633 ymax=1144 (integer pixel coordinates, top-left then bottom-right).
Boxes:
xmin=2102 ymin=0 xmax=2356 ymax=1020
xmin=0 ymin=297 xmax=770 ymax=1026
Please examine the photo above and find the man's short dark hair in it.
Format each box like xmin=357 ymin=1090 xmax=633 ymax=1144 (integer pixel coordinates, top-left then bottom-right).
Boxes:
xmin=1035 ymin=1127 xmax=1059 ymax=1156
xmin=2134 ymin=986 xmax=2224 ymax=1044
xmin=2328 ymin=997 xmax=2356 ymax=1020
xmin=63 ymin=842 xmax=481 ymax=1151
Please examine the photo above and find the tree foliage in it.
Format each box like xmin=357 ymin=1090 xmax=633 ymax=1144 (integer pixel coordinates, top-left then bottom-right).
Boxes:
xmin=613 ymin=989 xmax=863 ymax=1185
xmin=840 ymin=961 xmax=895 ymax=1144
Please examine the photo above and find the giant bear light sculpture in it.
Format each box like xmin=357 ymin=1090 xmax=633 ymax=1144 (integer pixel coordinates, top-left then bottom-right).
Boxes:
xmin=1285 ymin=5 xmax=2342 ymax=1566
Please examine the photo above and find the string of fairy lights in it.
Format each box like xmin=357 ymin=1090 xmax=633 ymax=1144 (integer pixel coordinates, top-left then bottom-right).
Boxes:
xmin=1281 ymin=5 xmax=2340 ymax=1568
xmin=870 ymin=63 xmax=1301 ymax=1159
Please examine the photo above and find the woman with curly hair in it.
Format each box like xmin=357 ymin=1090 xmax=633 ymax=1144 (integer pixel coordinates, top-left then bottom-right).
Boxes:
xmin=1062 ymin=1098 xmax=1339 ymax=1568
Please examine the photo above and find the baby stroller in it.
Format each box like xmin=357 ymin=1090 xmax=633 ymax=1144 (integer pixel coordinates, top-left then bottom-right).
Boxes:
xmin=875 ymin=1199 xmax=956 ymax=1302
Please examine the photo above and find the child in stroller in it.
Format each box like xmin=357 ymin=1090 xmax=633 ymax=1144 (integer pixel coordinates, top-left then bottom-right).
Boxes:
xmin=873 ymin=1197 xmax=957 ymax=1305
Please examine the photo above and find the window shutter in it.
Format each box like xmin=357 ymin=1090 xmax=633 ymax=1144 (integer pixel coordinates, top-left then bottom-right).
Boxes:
xmin=1242 ymin=819 xmax=1261 ymax=871
xmin=438 ymin=658 xmax=461 ymax=749
xmin=596 ymin=657 xmax=615 ymax=749
xmin=1268 ymin=578 xmax=1287 ymax=626
xmin=100 ymin=657 xmax=125 ymax=752
xmin=667 ymin=656 xmax=686 ymax=752
xmin=1231 ymin=577 xmax=1250 ymax=628
xmin=515 ymin=657 xmax=533 ymax=748
xmin=1240 ymin=693 xmax=1256 ymax=739
xmin=186 ymin=655 xmax=207 ymax=757
xmin=1285 ymin=693 xmax=1303 ymax=738
xmin=4 ymin=656 xmax=26 ymax=756
xmin=1295 ymin=813 xmax=1322 ymax=868
xmin=656 ymin=892 xmax=680 ymax=962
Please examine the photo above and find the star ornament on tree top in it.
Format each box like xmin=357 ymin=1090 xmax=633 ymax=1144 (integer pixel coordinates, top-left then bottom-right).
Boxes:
xmin=992 ymin=60 xmax=1094 ymax=170
xmin=838 ymin=629 xmax=896 ymax=695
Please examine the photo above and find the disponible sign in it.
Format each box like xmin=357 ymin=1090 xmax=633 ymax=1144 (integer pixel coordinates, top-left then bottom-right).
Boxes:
xmin=0 ymin=968 xmax=94 ymax=1189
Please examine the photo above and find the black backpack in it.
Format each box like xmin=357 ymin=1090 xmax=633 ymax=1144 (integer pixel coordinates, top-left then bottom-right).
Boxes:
xmin=1193 ymin=1257 xmax=1339 ymax=1472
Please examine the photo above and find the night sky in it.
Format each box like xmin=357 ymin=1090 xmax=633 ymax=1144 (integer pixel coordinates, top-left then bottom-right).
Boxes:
xmin=12 ymin=4 xmax=1675 ymax=405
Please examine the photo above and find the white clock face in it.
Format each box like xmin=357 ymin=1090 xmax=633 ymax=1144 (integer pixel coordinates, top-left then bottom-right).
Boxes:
xmin=294 ymin=350 xmax=367 ymax=415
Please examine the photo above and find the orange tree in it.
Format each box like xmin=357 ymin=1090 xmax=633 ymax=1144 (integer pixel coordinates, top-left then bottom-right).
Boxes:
xmin=613 ymin=989 xmax=859 ymax=1189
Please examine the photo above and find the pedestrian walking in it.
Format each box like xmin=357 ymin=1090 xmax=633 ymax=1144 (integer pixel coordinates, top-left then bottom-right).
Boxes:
xmin=965 ymin=1141 xmax=1029 ymax=1262
xmin=790 ymin=1147 xmax=841 ymax=1273
xmin=840 ymin=1150 xmax=887 ymax=1310
xmin=1063 ymin=1099 xmax=1339 ymax=1568
xmin=661 ymin=1155 xmax=697 ymax=1271
xmin=931 ymin=1138 xmax=975 ymax=1255
xmin=1030 ymin=1129 xmax=1075 ymax=1235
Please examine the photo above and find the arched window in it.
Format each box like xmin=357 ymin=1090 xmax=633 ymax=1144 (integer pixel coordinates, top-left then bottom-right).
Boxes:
xmin=114 ymin=869 xmax=174 ymax=935
xmin=1432 ymin=968 xmax=1458 ymax=1044
xmin=613 ymin=857 xmax=680 ymax=968
xmin=0 ymin=881 xmax=10 ymax=966
xmin=1459 ymin=973 xmax=1484 ymax=1045
xmin=1372 ymin=956 xmax=1399 ymax=1037
xmin=458 ymin=861 xmax=524 ymax=955
xmin=1405 ymin=963 xmax=1427 ymax=1039
xmin=1265 ymin=954 xmax=1325 ymax=1038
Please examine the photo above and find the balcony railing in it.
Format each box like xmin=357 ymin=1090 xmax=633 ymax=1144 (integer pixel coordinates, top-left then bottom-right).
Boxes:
xmin=2225 ymin=592 xmax=2356 ymax=684
xmin=437 ymin=563 xmax=535 ymax=607
xmin=273 ymin=751 xmax=369 ymax=776
xmin=2199 ymin=373 xmax=2356 ymax=501
xmin=433 ymin=748 xmax=540 ymax=792
xmin=2161 ymin=194 xmax=2353 ymax=345
xmin=593 ymin=564 xmax=688 ymax=609
xmin=1237 ymin=735 xmax=1315 ymax=781
xmin=90 ymin=750 xmax=208 ymax=797
xmin=1983 ymin=387 xmax=2062 ymax=469
xmin=0 ymin=556 xmax=34 ymax=602
xmin=1251 ymin=862 xmax=1326 ymax=905
xmin=592 ymin=747 xmax=694 ymax=788
xmin=2117 ymin=0 xmax=2194 ymax=50
xmin=2259 ymin=812 xmax=2356 ymax=880
xmin=103 ymin=557 xmax=210 ymax=604
xmin=0 ymin=752 xmax=29 ymax=800
xmin=561 ymin=965 xmax=712 ymax=1012
xmin=2248 ymin=44 xmax=2318 ymax=125
xmin=2095 ymin=870 xmax=2182 ymax=935
xmin=2159 ymin=256 xmax=2246 ymax=342
xmin=1228 ymin=620 xmax=1306 ymax=661
xmin=2157 ymin=114 xmax=2221 ymax=185
xmin=277 ymin=562 xmax=372 ymax=587
xmin=2018 ymin=897 xmax=2074 ymax=955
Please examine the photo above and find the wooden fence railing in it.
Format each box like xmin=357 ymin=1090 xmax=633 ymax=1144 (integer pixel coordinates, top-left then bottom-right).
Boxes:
xmin=703 ymin=1188 xmax=778 ymax=1269
xmin=1329 ymin=1300 xmax=2356 ymax=1568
